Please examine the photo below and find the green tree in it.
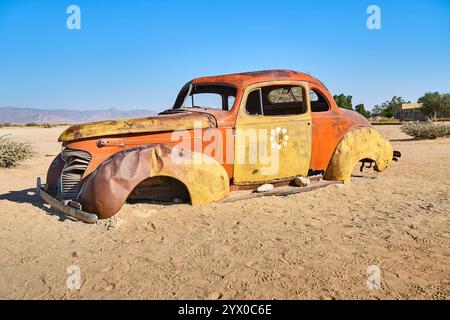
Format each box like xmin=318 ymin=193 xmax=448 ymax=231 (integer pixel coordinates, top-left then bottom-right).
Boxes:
xmin=355 ymin=104 xmax=371 ymax=118
xmin=333 ymin=94 xmax=353 ymax=110
xmin=418 ymin=92 xmax=450 ymax=120
xmin=371 ymin=104 xmax=384 ymax=117
xmin=443 ymin=93 xmax=450 ymax=112
xmin=372 ymin=96 xmax=408 ymax=118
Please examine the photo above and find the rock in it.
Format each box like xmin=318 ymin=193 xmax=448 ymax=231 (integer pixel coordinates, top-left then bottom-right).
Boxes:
xmin=294 ymin=176 xmax=311 ymax=187
xmin=257 ymin=184 xmax=274 ymax=193
xmin=207 ymin=292 xmax=222 ymax=300
xmin=105 ymin=216 xmax=120 ymax=230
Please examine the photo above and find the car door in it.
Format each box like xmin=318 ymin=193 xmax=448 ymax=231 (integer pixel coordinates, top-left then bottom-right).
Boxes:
xmin=233 ymin=81 xmax=312 ymax=185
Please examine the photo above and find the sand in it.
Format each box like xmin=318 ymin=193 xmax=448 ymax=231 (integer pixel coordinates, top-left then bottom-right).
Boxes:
xmin=0 ymin=125 xmax=449 ymax=300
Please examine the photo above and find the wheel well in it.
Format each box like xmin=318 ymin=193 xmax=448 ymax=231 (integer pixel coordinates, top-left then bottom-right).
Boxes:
xmin=324 ymin=127 xmax=393 ymax=182
xmin=127 ymin=176 xmax=191 ymax=204
xmin=353 ymin=157 xmax=377 ymax=174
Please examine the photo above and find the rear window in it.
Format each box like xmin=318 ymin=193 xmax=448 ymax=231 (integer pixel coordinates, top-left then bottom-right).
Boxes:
xmin=310 ymin=89 xmax=330 ymax=112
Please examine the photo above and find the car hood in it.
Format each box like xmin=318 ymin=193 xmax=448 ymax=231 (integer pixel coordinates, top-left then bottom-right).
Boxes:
xmin=58 ymin=110 xmax=217 ymax=142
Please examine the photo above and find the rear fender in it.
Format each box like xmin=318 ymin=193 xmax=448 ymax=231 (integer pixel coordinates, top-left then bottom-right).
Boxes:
xmin=324 ymin=127 xmax=393 ymax=182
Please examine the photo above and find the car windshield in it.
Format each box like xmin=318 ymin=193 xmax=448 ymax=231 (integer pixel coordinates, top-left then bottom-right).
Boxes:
xmin=174 ymin=84 xmax=237 ymax=111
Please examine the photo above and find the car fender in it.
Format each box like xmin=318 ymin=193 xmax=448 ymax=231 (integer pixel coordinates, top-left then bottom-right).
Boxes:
xmin=45 ymin=153 xmax=64 ymax=197
xmin=79 ymin=144 xmax=230 ymax=219
xmin=324 ymin=127 xmax=393 ymax=182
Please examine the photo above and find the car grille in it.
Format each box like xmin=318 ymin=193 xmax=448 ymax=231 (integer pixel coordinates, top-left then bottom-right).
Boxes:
xmin=59 ymin=148 xmax=92 ymax=200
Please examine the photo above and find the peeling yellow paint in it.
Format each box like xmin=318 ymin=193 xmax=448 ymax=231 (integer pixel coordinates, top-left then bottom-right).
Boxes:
xmin=152 ymin=146 xmax=230 ymax=205
xmin=324 ymin=127 xmax=393 ymax=182
xmin=233 ymin=81 xmax=312 ymax=185
xmin=58 ymin=112 xmax=216 ymax=142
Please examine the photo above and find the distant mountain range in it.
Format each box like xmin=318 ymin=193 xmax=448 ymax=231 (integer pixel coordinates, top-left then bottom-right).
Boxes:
xmin=0 ymin=107 xmax=158 ymax=124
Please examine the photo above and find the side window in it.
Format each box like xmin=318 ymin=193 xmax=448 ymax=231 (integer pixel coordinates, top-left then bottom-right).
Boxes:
xmin=267 ymin=87 xmax=303 ymax=104
xmin=262 ymin=86 xmax=306 ymax=116
xmin=245 ymin=85 xmax=307 ymax=116
xmin=310 ymin=89 xmax=330 ymax=112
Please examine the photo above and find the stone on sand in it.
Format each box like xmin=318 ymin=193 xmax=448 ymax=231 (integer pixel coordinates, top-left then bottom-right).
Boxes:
xmin=257 ymin=184 xmax=274 ymax=193
xmin=294 ymin=176 xmax=311 ymax=187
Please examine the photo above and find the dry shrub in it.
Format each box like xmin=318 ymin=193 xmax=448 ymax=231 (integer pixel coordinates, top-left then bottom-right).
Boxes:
xmin=401 ymin=122 xmax=450 ymax=139
xmin=0 ymin=135 xmax=35 ymax=168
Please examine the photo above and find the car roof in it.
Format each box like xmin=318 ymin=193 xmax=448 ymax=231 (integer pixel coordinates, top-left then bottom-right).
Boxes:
xmin=190 ymin=69 xmax=326 ymax=89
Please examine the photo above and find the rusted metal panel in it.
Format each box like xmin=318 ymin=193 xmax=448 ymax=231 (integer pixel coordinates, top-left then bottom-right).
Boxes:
xmin=63 ymin=126 xmax=236 ymax=180
xmin=45 ymin=153 xmax=65 ymax=197
xmin=58 ymin=111 xmax=217 ymax=142
xmin=233 ymin=81 xmax=312 ymax=185
xmin=191 ymin=69 xmax=327 ymax=90
xmin=79 ymin=144 xmax=230 ymax=219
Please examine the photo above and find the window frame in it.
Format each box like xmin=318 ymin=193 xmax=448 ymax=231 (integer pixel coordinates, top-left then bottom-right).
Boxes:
xmin=244 ymin=83 xmax=309 ymax=117
xmin=185 ymin=92 xmax=225 ymax=110
xmin=309 ymin=88 xmax=332 ymax=113
xmin=173 ymin=83 xmax=238 ymax=112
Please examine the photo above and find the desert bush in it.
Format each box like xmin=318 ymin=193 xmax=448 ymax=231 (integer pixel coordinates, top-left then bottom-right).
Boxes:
xmin=24 ymin=122 xmax=39 ymax=127
xmin=0 ymin=135 xmax=35 ymax=168
xmin=41 ymin=123 xmax=52 ymax=128
xmin=401 ymin=121 xmax=450 ymax=139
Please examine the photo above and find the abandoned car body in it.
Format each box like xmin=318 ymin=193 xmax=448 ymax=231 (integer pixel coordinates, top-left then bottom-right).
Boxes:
xmin=37 ymin=70 xmax=395 ymax=223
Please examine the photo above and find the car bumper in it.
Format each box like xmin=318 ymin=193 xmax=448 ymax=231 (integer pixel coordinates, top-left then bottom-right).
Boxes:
xmin=36 ymin=177 xmax=98 ymax=224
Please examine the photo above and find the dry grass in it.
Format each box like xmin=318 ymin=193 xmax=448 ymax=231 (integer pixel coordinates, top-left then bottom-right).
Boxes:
xmin=400 ymin=121 xmax=450 ymax=139
xmin=0 ymin=134 xmax=35 ymax=168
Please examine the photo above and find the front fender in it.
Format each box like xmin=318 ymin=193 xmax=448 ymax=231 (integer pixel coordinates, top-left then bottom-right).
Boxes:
xmin=79 ymin=144 xmax=230 ymax=219
xmin=324 ymin=127 xmax=393 ymax=182
xmin=45 ymin=153 xmax=64 ymax=197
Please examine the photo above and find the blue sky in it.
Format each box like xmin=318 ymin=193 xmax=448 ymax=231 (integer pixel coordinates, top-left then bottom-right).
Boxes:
xmin=0 ymin=0 xmax=449 ymax=111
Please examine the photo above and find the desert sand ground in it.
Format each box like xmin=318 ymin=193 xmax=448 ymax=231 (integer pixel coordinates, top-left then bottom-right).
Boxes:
xmin=0 ymin=125 xmax=449 ymax=300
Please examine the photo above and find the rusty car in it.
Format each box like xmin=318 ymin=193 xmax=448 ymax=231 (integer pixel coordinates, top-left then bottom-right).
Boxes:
xmin=37 ymin=70 xmax=397 ymax=223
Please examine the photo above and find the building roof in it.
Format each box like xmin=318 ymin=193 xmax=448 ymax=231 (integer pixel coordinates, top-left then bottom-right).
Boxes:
xmin=401 ymin=103 xmax=423 ymax=110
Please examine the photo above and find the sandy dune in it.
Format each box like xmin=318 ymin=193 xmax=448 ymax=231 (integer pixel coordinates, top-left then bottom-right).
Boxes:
xmin=0 ymin=125 xmax=449 ymax=300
